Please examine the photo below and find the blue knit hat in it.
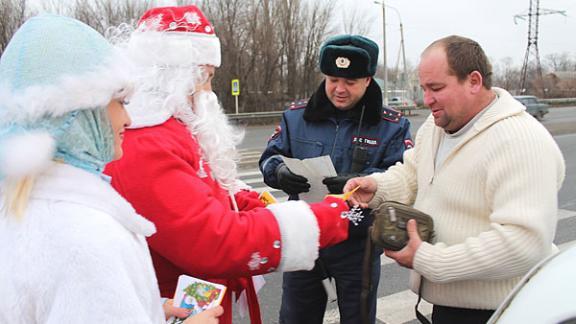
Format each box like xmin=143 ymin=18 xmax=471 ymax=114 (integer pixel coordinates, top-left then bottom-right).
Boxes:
xmin=0 ymin=14 xmax=133 ymax=179
xmin=319 ymin=34 xmax=379 ymax=78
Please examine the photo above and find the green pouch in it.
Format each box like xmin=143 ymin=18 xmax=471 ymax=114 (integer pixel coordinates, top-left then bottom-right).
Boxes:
xmin=370 ymin=201 xmax=434 ymax=251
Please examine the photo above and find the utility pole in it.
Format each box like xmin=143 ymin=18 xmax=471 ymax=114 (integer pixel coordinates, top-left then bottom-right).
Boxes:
xmin=399 ymin=20 xmax=407 ymax=98
xmin=374 ymin=1 xmax=388 ymax=105
xmin=515 ymin=0 xmax=566 ymax=97
xmin=388 ymin=5 xmax=408 ymax=102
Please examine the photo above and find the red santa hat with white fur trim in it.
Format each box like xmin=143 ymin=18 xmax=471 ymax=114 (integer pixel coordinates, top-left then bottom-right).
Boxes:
xmin=129 ymin=5 xmax=221 ymax=67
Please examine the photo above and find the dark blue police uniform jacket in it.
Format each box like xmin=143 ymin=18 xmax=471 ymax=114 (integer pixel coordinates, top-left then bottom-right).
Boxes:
xmin=260 ymin=80 xmax=412 ymax=203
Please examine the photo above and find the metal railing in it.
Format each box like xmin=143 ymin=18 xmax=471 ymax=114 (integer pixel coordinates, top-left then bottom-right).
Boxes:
xmin=227 ymin=111 xmax=284 ymax=122
xmin=541 ymin=98 xmax=576 ymax=105
xmin=226 ymin=98 xmax=576 ymax=121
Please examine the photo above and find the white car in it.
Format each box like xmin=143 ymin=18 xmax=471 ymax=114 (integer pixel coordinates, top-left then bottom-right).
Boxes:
xmin=488 ymin=243 xmax=576 ymax=323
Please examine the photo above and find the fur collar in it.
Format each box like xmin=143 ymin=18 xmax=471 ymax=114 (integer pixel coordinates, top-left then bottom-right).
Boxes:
xmin=303 ymin=79 xmax=383 ymax=126
xmin=29 ymin=162 xmax=156 ymax=236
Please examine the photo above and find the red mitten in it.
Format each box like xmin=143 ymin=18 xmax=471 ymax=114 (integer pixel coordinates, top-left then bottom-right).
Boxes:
xmin=310 ymin=197 xmax=350 ymax=249
xmin=234 ymin=190 xmax=266 ymax=211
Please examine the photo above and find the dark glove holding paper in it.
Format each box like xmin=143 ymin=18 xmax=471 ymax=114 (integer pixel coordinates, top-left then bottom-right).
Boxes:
xmin=322 ymin=174 xmax=360 ymax=194
xmin=276 ymin=163 xmax=310 ymax=195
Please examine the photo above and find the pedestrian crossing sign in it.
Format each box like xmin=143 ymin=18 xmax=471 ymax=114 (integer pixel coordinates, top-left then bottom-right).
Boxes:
xmin=231 ymin=79 xmax=240 ymax=96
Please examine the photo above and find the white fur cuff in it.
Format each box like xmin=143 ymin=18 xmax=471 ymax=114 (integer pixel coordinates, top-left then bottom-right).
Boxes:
xmin=268 ymin=200 xmax=320 ymax=272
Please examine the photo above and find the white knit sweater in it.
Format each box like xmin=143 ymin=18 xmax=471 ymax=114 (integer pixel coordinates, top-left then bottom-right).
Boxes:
xmin=369 ymin=87 xmax=565 ymax=309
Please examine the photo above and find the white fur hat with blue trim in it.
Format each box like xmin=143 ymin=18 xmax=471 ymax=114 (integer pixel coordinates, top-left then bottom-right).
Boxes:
xmin=0 ymin=14 xmax=133 ymax=179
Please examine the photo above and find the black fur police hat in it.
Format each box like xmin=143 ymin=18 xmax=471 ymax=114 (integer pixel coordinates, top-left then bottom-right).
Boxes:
xmin=319 ymin=34 xmax=379 ymax=78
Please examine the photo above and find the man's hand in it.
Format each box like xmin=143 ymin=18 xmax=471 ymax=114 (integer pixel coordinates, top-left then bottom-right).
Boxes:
xmin=343 ymin=176 xmax=378 ymax=208
xmin=276 ymin=163 xmax=310 ymax=195
xmin=384 ymin=219 xmax=422 ymax=269
xmin=322 ymin=174 xmax=358 ymax=194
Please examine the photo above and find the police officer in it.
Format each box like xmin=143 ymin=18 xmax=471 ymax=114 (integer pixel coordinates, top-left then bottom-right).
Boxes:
xmin=259 ymin=34 xmax=413 ymax=324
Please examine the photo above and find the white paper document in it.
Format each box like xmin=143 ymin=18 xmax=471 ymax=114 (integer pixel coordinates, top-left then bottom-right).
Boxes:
xmin=281 ymin=155 xmax=337 ymax=202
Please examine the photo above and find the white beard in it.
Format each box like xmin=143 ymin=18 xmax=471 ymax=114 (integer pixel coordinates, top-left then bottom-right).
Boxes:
xmin=176 ymin=91 xmax=245 ymax=191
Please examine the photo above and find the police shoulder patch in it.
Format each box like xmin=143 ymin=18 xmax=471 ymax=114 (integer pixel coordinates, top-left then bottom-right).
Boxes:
xmin=382 ymin=107 xmax=402 ymax=123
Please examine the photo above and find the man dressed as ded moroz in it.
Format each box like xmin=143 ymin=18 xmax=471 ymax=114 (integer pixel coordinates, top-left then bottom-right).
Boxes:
xmin=260 ymin=34 xmax=413 ymax=324
xmin=105 ymin=5 xmax=353 ymax=324
xmin=345 ymin=35 xmax=566 ymax=324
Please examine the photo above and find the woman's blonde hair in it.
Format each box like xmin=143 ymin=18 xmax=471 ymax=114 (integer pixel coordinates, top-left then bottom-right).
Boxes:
xmin=2 ymin=176 xmax=35 ymax=218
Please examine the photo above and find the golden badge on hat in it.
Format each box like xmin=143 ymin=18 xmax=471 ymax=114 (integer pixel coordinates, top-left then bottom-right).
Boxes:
xmin=335 ymin=57 xmax=351 ymax=69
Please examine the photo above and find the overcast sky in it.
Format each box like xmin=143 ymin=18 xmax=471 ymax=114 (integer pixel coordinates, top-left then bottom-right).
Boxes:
xmin=336 ymin=0 xmax=576 ymax=68
xmin=30 ymin=0 xmax=575 ymax=69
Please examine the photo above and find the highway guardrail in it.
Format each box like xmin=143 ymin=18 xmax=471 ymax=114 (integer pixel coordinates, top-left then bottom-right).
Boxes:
xmin=541 ymin=98 xmax=576 ymax=106
xmin=227 ymin=98 xmax=576 ymax=123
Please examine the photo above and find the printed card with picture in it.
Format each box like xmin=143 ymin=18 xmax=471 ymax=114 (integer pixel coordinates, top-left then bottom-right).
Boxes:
xmin=167 ymin=275 xmax=227 ymax=324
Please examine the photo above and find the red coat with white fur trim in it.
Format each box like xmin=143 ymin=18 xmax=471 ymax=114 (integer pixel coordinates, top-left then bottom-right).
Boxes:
xmin=105 ymin=118 xmax=348 ymax=324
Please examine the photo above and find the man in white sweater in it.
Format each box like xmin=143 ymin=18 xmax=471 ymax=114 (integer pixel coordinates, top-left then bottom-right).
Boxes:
xmin=345 ymin=35 xmax=565 ymax=324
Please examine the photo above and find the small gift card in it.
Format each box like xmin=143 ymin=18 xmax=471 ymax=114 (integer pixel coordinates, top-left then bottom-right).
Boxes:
xmin=259 ymin=191 xmax=278 ymax=205
xmin=325 ymin=185 xmax=360 ymax=201
xmin=167 ymin=275 xmax=227 ymax=324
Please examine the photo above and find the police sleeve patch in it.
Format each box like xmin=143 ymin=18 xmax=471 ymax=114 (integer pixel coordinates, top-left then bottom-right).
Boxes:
xmin=404 ymin=139 xmax=414 ymax=149
xmin=269 ymin=125 xmax=282 ymax=141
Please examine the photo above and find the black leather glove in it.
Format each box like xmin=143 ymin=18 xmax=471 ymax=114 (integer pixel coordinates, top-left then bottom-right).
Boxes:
xmin=276 ymin=163 xmax=310 ymax=195
xmin=322 ymin=174 xmax=359 ymax=194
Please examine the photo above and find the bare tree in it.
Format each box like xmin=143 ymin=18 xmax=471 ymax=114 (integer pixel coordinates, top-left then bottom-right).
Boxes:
xmin=340 ymin=5 xmax=374 ymax=36
xmin=71 ymin=0 xmax=148 ymax=34
xmin=0 ymin=0 xmax=27 ymax=54
xmin=202 ymin=0 xmax=333 ymax=113
xmin=493 ymin=57 xmax=522 ymax=93
xmin=0 ymin=0 xmax=343 ymax=114
xmin=543 ymin=52 xmax=576 ymax=72
xmin=295 ymin=0 xmax=334 ymax=98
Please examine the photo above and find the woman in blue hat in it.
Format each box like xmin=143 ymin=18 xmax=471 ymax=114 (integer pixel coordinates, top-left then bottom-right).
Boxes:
xmin=0 ymin=14 xmax=221 ymax=324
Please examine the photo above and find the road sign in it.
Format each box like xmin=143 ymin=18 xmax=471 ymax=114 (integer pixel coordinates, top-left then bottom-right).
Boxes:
xmin=231 ymin=79 xmax=240 ymax=96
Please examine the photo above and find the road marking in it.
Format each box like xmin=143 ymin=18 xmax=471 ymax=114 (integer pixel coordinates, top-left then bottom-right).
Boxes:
xmin=559 ymin=208 xmax=576 ymax=220
xmin=321 ymin=289 xmax=432 ymax=324
xmin=238 ymin=170 xmax=263 ymax=177
xmin=376 ymin=289 xmax=433 ymax=324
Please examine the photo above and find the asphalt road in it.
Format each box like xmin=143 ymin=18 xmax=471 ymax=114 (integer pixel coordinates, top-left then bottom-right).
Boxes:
xmin=232 ymin=106 xmax=576 ymax=324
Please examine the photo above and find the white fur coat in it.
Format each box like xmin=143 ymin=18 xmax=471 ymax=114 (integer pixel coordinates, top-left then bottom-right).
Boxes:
xmin=0 ymin=163 xmax=165 ymax=323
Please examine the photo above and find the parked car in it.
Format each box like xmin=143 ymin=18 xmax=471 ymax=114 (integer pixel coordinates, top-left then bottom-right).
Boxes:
xmin=388 ymin=96 xmax=416 ymax=108
xmin=487 ymin=243 xmax=576 ymax=323
xmin=513 ymin=95 xmax=549 ymax=120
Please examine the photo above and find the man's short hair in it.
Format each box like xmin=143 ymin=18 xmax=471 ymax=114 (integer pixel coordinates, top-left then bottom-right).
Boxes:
xmin=425 ymin=35 xmax=493 ymax=89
